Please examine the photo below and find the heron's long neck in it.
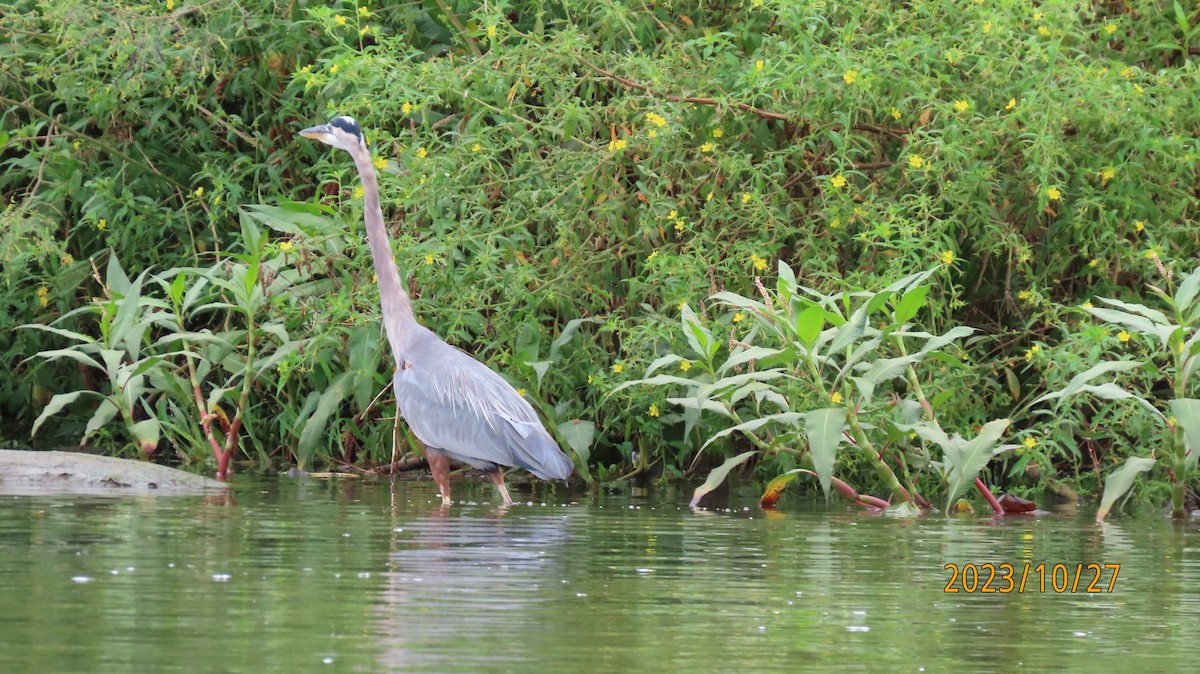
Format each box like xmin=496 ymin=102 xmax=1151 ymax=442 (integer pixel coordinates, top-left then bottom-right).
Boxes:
xmin=351 ymin=146 xmax=414 ymax=362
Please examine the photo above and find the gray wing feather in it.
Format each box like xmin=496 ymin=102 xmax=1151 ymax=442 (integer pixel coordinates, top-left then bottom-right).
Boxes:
xmin=393 ymin=335 xmax=573 ymax=480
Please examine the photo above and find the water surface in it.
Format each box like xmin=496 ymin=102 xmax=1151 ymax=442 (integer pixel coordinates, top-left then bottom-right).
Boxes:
xmin=1 ymin=478 xmax=1198 ymax=672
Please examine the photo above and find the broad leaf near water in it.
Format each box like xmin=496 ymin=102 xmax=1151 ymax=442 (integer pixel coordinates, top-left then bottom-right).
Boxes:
xmin=690 ymin=450 xmax=757 ymax=507
xmin=942 ymin=419 xmax=1011 ymax=509
xmin=1169 ymin=398 xmax=1200 ymax=470
xmin=1096 ymin=456 xmax=1157 ymax=522
xmin=806 ymin=407 xmax=846 ymax=499
xmin=557 ymin=419 xmax=595 ymax=465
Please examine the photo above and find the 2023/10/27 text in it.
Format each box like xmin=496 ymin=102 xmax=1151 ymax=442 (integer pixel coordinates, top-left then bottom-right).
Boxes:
xmin=943 ymin=563 xmax=1120 ymax=593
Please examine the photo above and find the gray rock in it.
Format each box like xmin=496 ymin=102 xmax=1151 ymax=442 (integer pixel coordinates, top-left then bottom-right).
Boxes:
xmin=0 ymin=449 xmax=226 ymax=495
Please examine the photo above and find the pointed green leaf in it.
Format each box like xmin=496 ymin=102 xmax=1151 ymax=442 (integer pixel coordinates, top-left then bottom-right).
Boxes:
xmin=944 ymin=419 xmax=1011 ymax=509
xmin=128 ymin=419 xmax=161 ymax=452
xmin=83 ymin=399 xmax=121 ymax=441
xmin=644 ymin=353 xmax=686 ymax=377
xmin=297 ymin=371 xmax=354 ymax=467
xmin=701 ymin=412 xmax=804 ymax=449
xmin=690 ymin=450 xmax=757 ymax=507
xmin=1035 ymin=360 xmax=1143 ymax=405
xmin=795 ymin=304 xmax=825 ymax=348
xmin=893 ymin=286 xmax=929 ymax=324
xmin=806 ymin=407 xmax=847 ymax=499
xmin=1096 ymin=456 xmax=1157 ymax=522
xmin=719 ymin=346 xmax=782 ymax=375
xmin=557 ymin=419 xmax=595 ymax=465
xmin=681 ymin=304 xmax=715 ymax=360
xmin=1174 ymin=266 xmax=1200 ymax=316
xmin=32 ymin=391 xmax=90 ymax=436
xmin=1169 ymin=398 xmax=1200 ymax=470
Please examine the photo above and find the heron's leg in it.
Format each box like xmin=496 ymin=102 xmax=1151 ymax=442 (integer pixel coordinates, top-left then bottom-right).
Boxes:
xmin=427 ymin=450 xmax=452 ymax=506
xmin=486 ymin=470 xmax=514 ymax=506
xmin=390 ymin=408 xmax=401 ymax=474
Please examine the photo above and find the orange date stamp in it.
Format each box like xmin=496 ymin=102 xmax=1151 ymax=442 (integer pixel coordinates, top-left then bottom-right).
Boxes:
xmin=943 ymin=562 xmax=1121 ymax=593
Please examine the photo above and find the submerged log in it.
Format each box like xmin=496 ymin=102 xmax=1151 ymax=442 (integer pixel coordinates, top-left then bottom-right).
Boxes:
xmin=0 ymin=449 xmax=226 ymax=495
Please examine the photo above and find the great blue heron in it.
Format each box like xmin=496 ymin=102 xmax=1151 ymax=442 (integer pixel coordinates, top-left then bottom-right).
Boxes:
xmin=299 ymin=115 xmax=573 ymax=505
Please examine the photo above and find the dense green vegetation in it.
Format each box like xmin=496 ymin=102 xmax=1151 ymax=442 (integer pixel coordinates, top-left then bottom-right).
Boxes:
xmin=3 ymin=0 xmax=1199 ymax=513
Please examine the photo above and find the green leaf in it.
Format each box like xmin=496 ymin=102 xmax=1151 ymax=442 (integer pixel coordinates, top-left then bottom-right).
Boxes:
xmin=795 ymin=304 xmax=825 ymax=348
xmin=827 ymin=304 xmax=867 ymax=354
xmin=106 ymin=253 xmax=131 ymax=295
xmin=18 ymin=324 xmax=97 ymax=344
xmin=689 ymin=450 xmax=757 ymax=507
xmin=1035 ymin=360 xmax=1143 ymax=406
xmin=943 ymin=419 xmax=1011 ymax=509
xmin=680 ymin=304 xmax=715 ymax=360
xmin=32 ymin=391 xmax=90 ymax=436
xmin=701 ymin=412 xmax=803 ymax=449
xmin=718 ymin=346 xmax=782 ymax=375
xmin=27 ymin=348 xmax=103 ymax=371
xmin=893 ymin=286 xmax=929 ymax=324
xmin=666 ymin=397 xmax=733 ymax=418
xmin=805 ymin=407 xmax=846 ymax=499
xmin=549 ymin=317 xmax=603 ymax=359
xmin=128 ymin=419 xmax=161 ymax=452
xmin=644 ymin=353 xmax=685 ymax=377
xmin=83 ymin=399 xmax=120 ymax=442
xmin=608 ymin=373 xmax=696 ymax=396
xmin=557 ymin=419 xmax=595 ymax=465
xmin=1096 ymin=456 xmax=1157 ymax=522
xmin=1169 ymin=398 xmax=1200 ymax=470
xmin=297 ymin=371 xmax=354 ymax=467
xmin=1173 ymin=266 xmax=1200 ymax=317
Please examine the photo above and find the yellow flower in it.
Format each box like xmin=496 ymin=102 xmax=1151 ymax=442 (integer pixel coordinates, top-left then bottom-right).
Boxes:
xmin=1099 ymin=167 xmax=1115 ymax=184
xmin=1120 ymin=67 xmax=1135 ymax=79
xmin=1031 ymin=345 xmax=1041 ymax=354
xmin=37 ymin=286 xmax=49 ymax=297
xmin=611 ymin=363 xmax=624 ymax=374
xmin=334 ymin=15 xmax=347 ymax=26
xmin=1037 ymin=26 xmax=1051 ymax=36
xmin=645 ymin=112 xmax=667 ymax=128
xmin=424 ymin=253 xmax=434 ymax=265
xmin=329 ymin=64 xmax=339 ymax=74
xmin=647 ymin=250 xmax=659 ymax=261
xmin=843 ymin=70 xmax=858 ymax=85
xmin=608 ymin=138 xmax=627 ymax=152
xmin=357 ymin=6 xmax=370 ymax=17
xmin=373 ymin=157 xmax=387 ymax=170
xmin=359 ymin=25 xmax=370 ymax=36
xmin=755 ymin=59 xmax=764 ymax=72
xmin=193 ymin=186 xmax=204 ymax=198
xmin=675 ymin=221 xmax=685 ymax=233
xmin=487 ymin=24 xmax=497 ymax=38
xmin=1134 ymin=220 xmax=1146 ymax=232
xmin=831 ymin=391 xmax=843 ymax=404
xmin=680 ymin=361 xmax=692 ymax=372
xmin=668 ymin=210 xmax=678 ymax=221
xmin=700 ymin=141 xmax=715 ymax=153
xmin=1018 ymin=290 xmax=1031 ymax=301
xmin=750 ymin=253 xmax=769 ymax=272
xmin=908 ymin=154 xmax=924 ymax=169
xmin=1032 ymin=12 xmax=1043 ymax=21
xmin=587 ymin=374 xmax=593 ymax=384
xmin=1045 ymin=186 xmax=1061 ymax=200
xmin=1024 ymin=437 xmax=1037 ymax=449
xmin=647 ymin=129 xmax=658 ymax=138
xmin=166 ymin=0 xmax=174 ymax=10
xmin=706 ymin=191 xmax=713 ymax=202
xmin=1005 ymin=98 xmax=1017 ymax=111
xmin=982 ymin=21 xmax=992 ymax=34
xmin=940 ymin=250 xmax=955 ymax=265
xmin=830 ymin=174 xmax=847 ymax=189
xmin=953 ymin=99 xmax=970 ymax=113
xmin=1118 ymin=330 xmax=1131 ymax=343
xmin=678 ymin=301 xmax=687 ymax=311
xmin=1088 ymin=258 xmax=1099 ymax=268
xmin=401 ymin=102 xmax=413 ymax=115
xmin=830 ymin=218 xmax=841 ymax=229
xmin=741 ymin=192 xmax=751 ymax=204
xmin=733 ymin=312 xmax=745 ymax=323
xmin=1082 ymin=301 xmax=1093 ymax=308
xmin=279 ymin=241 xmax=294 ymax=252
xmin=472 ymin=142 xmax=482 ymax=152
xmin=517 ymin=388 xmax=526 ymax=397
xmin=648 ymin=404 xmax=661 ymax=418
xmin=416 ymin=147 xmax=428 ymax=159
xmin=710 ymin=128 xmax=724 ymax=139
xmin=1104 ymin=23 xmax=1117 ymax=35
xmin=890 ymin=107 xmax=901 ymax=120
xmin=96 ymin=218 xmax=107 ymax=231
xmin=299 ymin=64 xmax=312 ymax=75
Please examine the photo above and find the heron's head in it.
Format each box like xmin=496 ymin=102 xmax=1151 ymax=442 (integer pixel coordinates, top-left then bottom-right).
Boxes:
xmin=298 ymin=115 xmax=365 ymax=152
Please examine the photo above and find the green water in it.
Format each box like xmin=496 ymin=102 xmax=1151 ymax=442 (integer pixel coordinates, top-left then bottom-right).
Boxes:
xmin=1 ymin=478 xmax=1198 ymax=673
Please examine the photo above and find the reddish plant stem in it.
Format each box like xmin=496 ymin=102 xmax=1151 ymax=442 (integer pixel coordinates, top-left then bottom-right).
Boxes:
xmin=975 ymin=477 xmax=1005 ymax=516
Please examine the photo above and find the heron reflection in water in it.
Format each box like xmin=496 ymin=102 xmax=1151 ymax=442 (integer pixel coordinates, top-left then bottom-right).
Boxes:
xmin=298 ymin=117 xmax=573 ymax=504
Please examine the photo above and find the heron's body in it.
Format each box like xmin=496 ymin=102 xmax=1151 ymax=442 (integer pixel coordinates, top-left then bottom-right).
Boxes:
xmin=299 ymin=115 xmax=573 ymax=505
